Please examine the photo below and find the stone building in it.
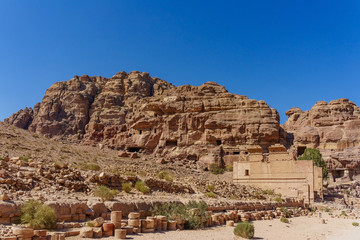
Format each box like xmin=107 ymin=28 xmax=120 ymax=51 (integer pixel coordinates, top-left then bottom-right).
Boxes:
xmin=233 ymin=144 xmax=323 ymax=203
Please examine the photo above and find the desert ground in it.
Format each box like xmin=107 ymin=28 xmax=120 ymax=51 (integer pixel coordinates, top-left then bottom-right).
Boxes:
xmin=68 ymin=213 xmax=360 ymax=240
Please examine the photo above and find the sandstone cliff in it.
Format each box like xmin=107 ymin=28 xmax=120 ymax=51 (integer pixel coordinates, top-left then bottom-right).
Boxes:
xmin=284 ymin=98 xmax=360 ymax=175
xmin=5 ymin=71 xmax=282 ymax=168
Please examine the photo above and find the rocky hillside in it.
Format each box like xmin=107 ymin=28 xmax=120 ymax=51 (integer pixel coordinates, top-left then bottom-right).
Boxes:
xmin=284 ymin=98 xmax=360 ymax=173
xmin=5 ymin=71 xmax=283 ymax=168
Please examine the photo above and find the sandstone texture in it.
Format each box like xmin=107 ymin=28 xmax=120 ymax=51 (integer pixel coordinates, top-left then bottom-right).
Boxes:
xmin=284 ymin=98 xmax=360 ymax=174
xmin=6 ymin=71 xmax=282 ymax=167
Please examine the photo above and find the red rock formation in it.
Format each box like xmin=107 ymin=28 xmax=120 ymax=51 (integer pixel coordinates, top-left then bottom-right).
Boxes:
xmin=284 ymin=98 xmax=360 ymax=179
xmin=5 ymin=71 xmax=282 ymax=167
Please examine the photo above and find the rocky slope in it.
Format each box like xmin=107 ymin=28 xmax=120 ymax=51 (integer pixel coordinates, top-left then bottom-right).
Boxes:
xmin=6 ymin=71 xmax=283 ymax=168
xmin=284 ymin=98 xmax=360 ymax=176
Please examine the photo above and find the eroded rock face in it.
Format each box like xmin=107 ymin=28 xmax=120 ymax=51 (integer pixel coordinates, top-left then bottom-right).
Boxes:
xmin=284 ymin=98 xmax=360 ymax=171
xmin=5 ymin=71 xmax=281 ymax=167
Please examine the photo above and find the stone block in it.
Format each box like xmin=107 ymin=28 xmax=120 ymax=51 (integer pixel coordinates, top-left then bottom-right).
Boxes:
xmin=111 ymin=211 xmax=122 ymax=223
xmin=34 ymin=230 xmax=47 ymax=237
xmin=128 ymin=212 xmax=140 ymax=219
xmin=167 ymin=221 xmax=177 ymax=231
xmin=115 ymin=229 xmax=127 ymax=239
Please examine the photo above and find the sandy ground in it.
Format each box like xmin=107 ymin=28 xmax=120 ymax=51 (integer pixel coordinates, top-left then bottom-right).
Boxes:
xmin=69 ymin=213 xmax=360 ymax=240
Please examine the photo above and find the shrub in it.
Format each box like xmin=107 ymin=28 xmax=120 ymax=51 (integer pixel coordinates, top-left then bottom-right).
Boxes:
xmin=281 ymin=207 xmax=291 ymax=218
xmin=280 ymin=217 xmax=289 ymax=223
xmin=21 ymin=200 xmax=57 ymax=229
xmin=209 ymin=164 xmax=225 ymax=174
xmin=225 ymin=164 xmax=233 ymax=172
xmin=158 ymin=170 xmax=174 ymax=182
xmin=135 ymin=181 xmax=150 ymax=194
xmin=87 ymin=221 xmax=95 ymax=227
xmin=325 ymin=208 xmax=330 ymax=212
xmin=205 ymin=192 xmax=217 ymax=198
xmin=207 ymin=185 xmax=215 ymax=192
xmin=274 ymin=196 xmax=282 ymax=203
xmin=0 ymin=157 xmax=3 ymax=160
xmin=85 ymin=163 xmax=101 ymax=171
xmin=352 ymin=222 xmax=359 ymax=227
xmin=262 ymin=189 xmax=275 ymax=195
xmin=122 ymin=182 xmax=132 ymax=193
xmin=340 ymin=211 xmax=347 ymax=216
xmin=298 ymin=148 xmax=328 ymax=179
xmin=19 ymin=156 xmax=30 ymax=162
xmin=94 ymin=186 xmax=119 ymax=201
xmin=234 ymin=222 xmax=255 ymax=239
xmin=151 ymin=201 xmax=209 ymax=230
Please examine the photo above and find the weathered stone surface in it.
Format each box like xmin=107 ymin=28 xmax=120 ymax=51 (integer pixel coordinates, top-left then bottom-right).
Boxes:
xmin=284 ymin=98 xmax=360 ymax=172
xmin=6 ymin=71 xmax=281 ymax=168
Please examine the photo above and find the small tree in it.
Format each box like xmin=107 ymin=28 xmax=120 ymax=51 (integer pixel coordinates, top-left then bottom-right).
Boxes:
xmin=21 ymin=200 xmax=57 ymax=229
xmin=298 ymin=148 xmax=328 ymax=179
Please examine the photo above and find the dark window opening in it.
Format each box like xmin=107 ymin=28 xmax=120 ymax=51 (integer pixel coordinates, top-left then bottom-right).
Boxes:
xmin=166 ymin=140 xmax=178 ymax=147
xmin=244 ymin=151 xmax=249 ymax=155
xmin=155 ymin=114 xmax=158 ymax=117
xmin=154 ymin=129 xmax=157 ymax=133
xmin=297 ymin=146 xmax=306 ymax=157
xmin=234 ymin=152 xmax=240 ymax=155
xmin=139 ymin=130 xmax=142 ymax=135
xmin=226 ymin=152 xmax=230 ymax=155
xmin=128 ymin=147 xmax=141 ymax=152
xmin=216 ymin=140 xmax=222 ymax=146
xmin=245 ymin=169 xmax=249 ymax=176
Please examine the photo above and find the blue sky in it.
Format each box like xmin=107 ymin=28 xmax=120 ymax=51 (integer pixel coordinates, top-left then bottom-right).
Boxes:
xmin=0 ymin=1 xmax=359 ymax=123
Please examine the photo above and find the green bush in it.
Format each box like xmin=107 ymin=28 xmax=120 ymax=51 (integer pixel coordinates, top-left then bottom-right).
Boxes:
xmin=262 ymin=189 xmax=275 ymax=195
xmin=209 ymin=163 xmax=225 ymax=174
xmin=225 ymin=164 xmax=233 ymax=172
xmin=340 ymin=211 xmax=347 ymax=216
xmin=158 ymin=170 xmax=174 ymax=182
xmin=94 ymin=185 xmax=119 ymax=201
xmin=207 ymin=185 xmax=215 ymax=192
xmin=298 ymin=148 xmax=328 ymax=179
xmin=21 ymin=200 xmax=57 ymax=229
xmin=205 ymin=191 xmax=217 ymax=198
xmin=273 ymin=196 xmax=282 ymax=203
xmin=325 ymin=208 xmax=330 ymax=212
xmin=135 ymin=181 xmax=150 ymax=194
xmin=19 ymin=156 xmax=30 ymax=162
xmin=122 ymin=182 xmax=133 ymax=193
xmin=234 ymin=222 xmax=255 ymax=239
xmin=151 ymin=201 xmax=209 ymax=230
xmin=87 ymin=221 xmax=95 ymax=227
xmin=280 ymin=217 xmax=289 ymax=223
xmin=281 ymin=207 xmax=291 ymax=218
xmin=352 ymin=222 xmax=359 ymax=227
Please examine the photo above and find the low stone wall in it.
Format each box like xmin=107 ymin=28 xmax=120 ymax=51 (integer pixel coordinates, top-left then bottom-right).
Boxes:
xmin=0 ymin=198 xmax=304 ymax=225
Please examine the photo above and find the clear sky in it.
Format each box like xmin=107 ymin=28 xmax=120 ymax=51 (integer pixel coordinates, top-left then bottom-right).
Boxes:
xmin=0 ymin=1 xmax=359 ymax=123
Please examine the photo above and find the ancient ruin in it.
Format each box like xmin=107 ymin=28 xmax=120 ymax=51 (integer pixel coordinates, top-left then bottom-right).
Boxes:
xmin=233 ymin=144 xmax=323 ymax=203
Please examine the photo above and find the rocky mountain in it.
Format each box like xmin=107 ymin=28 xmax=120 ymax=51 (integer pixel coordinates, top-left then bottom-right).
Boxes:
xmin=284 ymin=98 xmax=360 ymax=177
xmin=5 ymin=71 xmax=283 ymax=168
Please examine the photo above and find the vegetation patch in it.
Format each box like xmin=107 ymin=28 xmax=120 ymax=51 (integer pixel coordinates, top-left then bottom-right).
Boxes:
xmin=122 ymin=182 xmax=133 ymax=193
xmin=205 ymin=191 xmax=217 ymax=198
xmin=352 ymin=222 xmax=359 ymax=227
xmin=280 ymin=217 xmax=289 ymax=223
xmin=158 ymin=170 xmax=174 ymax=182
xmin=151 ymin=201 xmax=209 ymax=230
xmin=21 ymin=200 xmax=57 ymax=229
xmin=135 ymin=181 xmax=150 ymax=194
xmin=19 ymin=156 xmax=30 ymax=162
xmin=94 ymin=185 xmax=119 ymax=201
xmin=234 ymin=222 xmax=255 ymax=239
xmin=225 ymin=164 xmax=233 ymax=172
xmin=209 ymin=163 xmax=225 ymax=174
xmin=298 ymin=148 xmax=328 ymax=179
